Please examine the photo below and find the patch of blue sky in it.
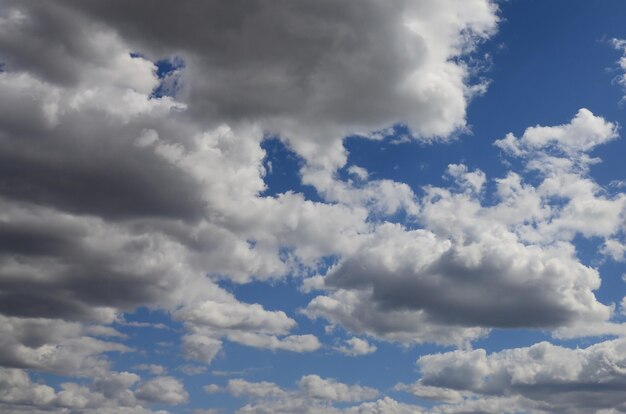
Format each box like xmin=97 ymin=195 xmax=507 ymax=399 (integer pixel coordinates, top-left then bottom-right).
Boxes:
xmin=129 ymin=52 xmax=185 ymax=98
xmin=261 ymin=137 xmax=323 ymax=202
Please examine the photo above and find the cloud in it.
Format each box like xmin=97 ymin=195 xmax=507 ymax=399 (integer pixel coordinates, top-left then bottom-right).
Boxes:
xmin=401 ymin=338 xmax=626 ymax=413
xmin=336 ymin=337 xmax=378 ymax=357
xmin=225 ymin=332 xmax=321 ymax=353
xmin=3 ymin=1 xmax=626 ymax=413
xmin=344 ymin=397 xmax=424 ymax=414
xmin=612 ymin=38 xmax=626 ymax=99
xmin=135 ymin=376 xmax=189 ymax=405
xmin=175 ymin=300 xmax=296 ymax=335
xmin=226 ymin=379 xmax=286 ymax=399
xmin=304 ymin=110 xmax=626 ymax=345
xmin=52 ymin=0 xmax=497 ymax=174
xmin=0 ymin=368 xmax=55 ymax=407
xmin=0 ymin=367 xmax=174 ymax=413
xmin=0 ymin=0 xmax=499 ymax=379
xmin=182 ymin=334 xmax=223 ymax=365
xmin=133 ymin=365 xmax=166 ymax=376
xmin=214 ymin=375 xmax=383 ymax=413
xmin=0 ymin=315 xmax=129 ymax=376
xmin=494 ymin=108 xmax=618 ymax=159
xmin=299 ymin=375 xmax=379 ymax=402
xmin=0 ymin=1 xmax=339 ymax=378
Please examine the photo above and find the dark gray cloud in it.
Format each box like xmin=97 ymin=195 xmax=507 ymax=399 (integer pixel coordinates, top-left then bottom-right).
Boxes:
xmin=0 ymin=87 xmax=206 ymax=221
xmin=326 ymin=246 xmax=576 ymax=329
xmin=15 ymin=0 xmax=496 ymax=174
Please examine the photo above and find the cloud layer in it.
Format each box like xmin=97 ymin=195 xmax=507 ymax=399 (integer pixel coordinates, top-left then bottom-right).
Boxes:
xmin=1 ymin=0 xmax=625 ymax=413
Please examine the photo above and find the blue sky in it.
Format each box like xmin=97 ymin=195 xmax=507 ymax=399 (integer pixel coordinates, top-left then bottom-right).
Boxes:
xmin=1 ymin=1 xmax=626 ymax=413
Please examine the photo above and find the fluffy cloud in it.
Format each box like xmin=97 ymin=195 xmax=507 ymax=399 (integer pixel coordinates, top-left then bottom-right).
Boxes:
xmin=0 ymin=0 xmax=500 ymax=397
xmin=135 ymin=376 xmax=189 ymax=405
xmin=176 ymin=301 xmax=295 ymax=334
xmin=4 ymin=0 xmax=625 ymax=413
xmin=336 ymin=337 xmax=378 ymax=357
xmin=612 ymin=38 xmax=626 ymax=98
xmin=182 ymin=334 xmax=223 ymax=365
xmin=0 ymin=1 xmax=498 ymax=299
xmin=51 ymin=0 xmax=497 ymax=174
xmin=211 ymin=375 xmax=382 ymax=413
xmin=0 ymin=315 xmax=129 ymax=376
xmin=226 ymin=379 xmax=286 ymax=399
xmin=304 ymin=110 xmax=626 ymax=345
xmin=133 ymin=365 xmax=166 ymax=376
xmin=344 ymin=397 xmax=424 ymax=414
xmin=401 ymin=338 xmax=626 ymax=413
xmin=299 ymin=375 xmax=379 ymax=402
xmin=0 ymin=367 xmax=177 ymax=413
xmin=0 ymin=368 xmax=55 ymax=407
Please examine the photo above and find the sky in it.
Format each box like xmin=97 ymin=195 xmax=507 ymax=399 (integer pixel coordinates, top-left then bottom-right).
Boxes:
xmin=1 ymin=1 xmax=626 ymax=413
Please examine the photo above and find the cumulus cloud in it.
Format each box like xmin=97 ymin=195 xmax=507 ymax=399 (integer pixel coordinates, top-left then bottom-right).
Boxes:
xmin=0 ymin=315 xmax=129 ymax=376
xmin=176 ymin=301 xmax=295 ymax=334
xmin=0 ymin=368 xmax=55 ymax=408
xmin=4 ymin=0 xmax=626 ymax=413
xmin=336 ymin=338 xmax=378 ymax=357
xmin=299 ymin=375 xmax=379 ymax=402
xmin=212 ymin=375 xmax=382 ymax=413
xmin=181 ymin=334 xmax=223 ymax=365
xmin=400 ymin=338 xmax=626 ymax=413
xmin=226 ymin=379 xmax=286 ymax=399
xmin=0 ymin=367 xmax=175 ymax=413
xmin=0 ymin=0 xmax=498 ymax=339
xmin=134 ymin=376 xmax=189 ymax=405
xmin=344 ymin=397 xmax=424 ymax=414
xmin=304 ymin=110 xmax=626 ymax=345
xmin=53 ymin=0 xmax=497 ymax=174
xmin=225 ymin=332 xmax=321 ymax=353
xmin=0 ymin=0 xmax=372 ymax=389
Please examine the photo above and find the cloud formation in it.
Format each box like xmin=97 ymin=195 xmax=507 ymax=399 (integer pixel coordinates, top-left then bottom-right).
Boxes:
xmin=1 ymin=0 xmax=626 ymax=413
xmin=207 ymin=375 xmax=385 ymax=414
xmin=305 ymin=109 xmax=626 ymax=345
xmin=399 ymin=338 xmax=626 ymax=413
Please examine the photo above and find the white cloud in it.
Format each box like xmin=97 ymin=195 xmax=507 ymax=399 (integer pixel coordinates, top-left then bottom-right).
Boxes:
xmin=344 ymin=397 xmax=424 ymax=414
xmin=299 ymin=375 xmax=379 ymax=402
xmin=0 ymin=3 xmax=500 ymax=392
xmin=0 ymin=316 xmax=129 ymax=376
xmin=2 ymin=1 xmax=626 ymax=413
xmin=217 ymin=375 xmax=382 ymax=413
xmin=495 ymin=108 xmax=618 ymax=158
xmin=182 ymin=334 xmax=222 ymax=365
xmin=135 ymin=376 xmax=188 ymax=405
xmin=133 ymin=364 xmax=166 ymax=376
xmin=175 ymin=300 xmax=295 ymax=335
xmin=226 ymin=332 xmax=321 ymax=353
xmin=0 ymin=368 xmax=55 ymax=407
xmin=347 ymin=166 xmax=369 ymax=181
xmin=601 ymin=239 xmax=626 ymax=261
xmin=0 ymin=367 xmax=176 ymax=413
xmin=404 ymin=338 xmax=626 ymax=413
xmin=336 ymin=338 xmax=377 ymax=357
xmin=305 ymin=110 xmax=626 ymax=345
xmin=612 ymin=38 xmax=626 ymax=98
xmin=227 ymin=379 xmax=286 ymax=399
